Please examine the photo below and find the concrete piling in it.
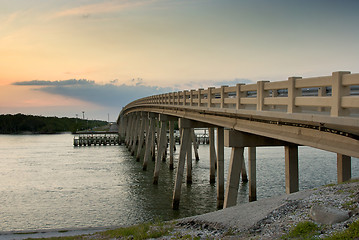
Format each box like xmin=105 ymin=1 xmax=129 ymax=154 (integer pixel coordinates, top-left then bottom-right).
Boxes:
xmin=209 ymin=128 xmax=216 ymax=184
xmin=337 ymin=154 xmax=351 ymax=183
xmin=153 ymin=115 xmax=168 ymax=185
xmin=143 ymin=114 xmax=155 ymax=171
xmin=285 ymin=145 xmax=299 ymax=194
xmin=216 ymin=127 xmax=225 ymax=209
xmin=248 ymin=147 xmax=257 ymax=202
xmin=186 ymin=131 xmax=193 ymax=184
xmin=172 ymin=126 xmax=191 ymax=210
xmin=169 ymin=121 xmax=175 ymax=170
xmin=136 ymin=113 xmax=146 ymax=162
xmin=224 ymin=147 xmax=244 ymax=208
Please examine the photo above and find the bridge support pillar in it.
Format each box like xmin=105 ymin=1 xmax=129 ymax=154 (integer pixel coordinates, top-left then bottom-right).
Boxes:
xmin=191 ymin=129 xmax=200 ymax=161
xmin=337 ymin=154 xmax=351 ymax=183
xmin=169 ymin=121 xmax=175 ymax=170
xmin=172 ymin=118 xmax=192 ymax=210
xmin=153 ymin=114 xmax=168 ymax=185
xmin=224 ymin=147 xmax=244 ymax=208
xmin=285 ymin=145 xmax=299 ymax=194
xmin=125 ymin=114 xmax=134 ymax=147
xmin=217 ymin=127 xmax=225 ymax=209
xmin=241 ymin=156 xmax=248 ymax=183
xmin=128 ymin=114 xmax=137 ymax=150
xmin=186 ymin=130 xmax=193 ymax=184
xmin=118 ymin=115 xmax=126 ymax=144
xmin=224 ymin=129 xmax=290 ymax=206
xmin=143 ymin=113 xmax=156 ymax=171
xmin=130 ymin=114 xmax=140 ymax=156
xmin=209 ymin=128 xmax=216 ymax=184
xmin=248 ymin=147 xmax=257 ymax=202
xmin=136 ymin=112 xmax=146 ymax=161
xmin=151 ymin=120 xmax=157 ymax=162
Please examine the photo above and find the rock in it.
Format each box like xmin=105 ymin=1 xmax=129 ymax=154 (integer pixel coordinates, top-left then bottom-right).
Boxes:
xmin=309 ymin=205 xmax=350 ymax=224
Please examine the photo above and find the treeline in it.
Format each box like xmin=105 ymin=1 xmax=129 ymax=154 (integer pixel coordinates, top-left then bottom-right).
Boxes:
xmin=0 ymin=114 xmax=108 ymax=134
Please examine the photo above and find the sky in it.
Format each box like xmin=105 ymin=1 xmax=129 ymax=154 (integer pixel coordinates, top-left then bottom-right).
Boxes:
xmin=1 ymin=0 xmax=359 ymax=121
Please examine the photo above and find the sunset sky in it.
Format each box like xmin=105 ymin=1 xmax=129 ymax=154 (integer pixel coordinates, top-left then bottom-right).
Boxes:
xmin=1 ymin=0 xmax=359 ymax=121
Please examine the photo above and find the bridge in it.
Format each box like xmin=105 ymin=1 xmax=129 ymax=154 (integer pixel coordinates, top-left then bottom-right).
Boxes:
xmin=116 ymin=71 xmax=359 ymax=210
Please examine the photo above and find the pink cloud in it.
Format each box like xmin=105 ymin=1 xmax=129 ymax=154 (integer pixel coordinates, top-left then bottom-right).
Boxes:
xmin=54 ymin=0 xmax=157 ymax=18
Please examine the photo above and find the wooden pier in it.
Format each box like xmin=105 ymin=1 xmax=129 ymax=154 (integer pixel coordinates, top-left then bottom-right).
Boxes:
xmin=73 ymin=131 xmax=121 ymax=146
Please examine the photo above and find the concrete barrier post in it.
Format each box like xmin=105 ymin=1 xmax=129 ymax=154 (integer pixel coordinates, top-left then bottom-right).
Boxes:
xmin=257 ymin=81 xmax=269 ymax=111
xmin=287 ymin=77 xmax=302 ymax=113
xmin=198 ymin=88 xmax=204 ymax=107
xmin=220 ymin=85 xmax=228 ymax=109
xmin=236 ymin=83 xmax=245 ymax=110
xmin=208 ymin=87 xmax=214 ymax=108
xmin=331 ymin=71 xmax=351 ymax=117
xmin=190 ymin=90 xmax=194 ymax=106
xmin=183 ymin=90 xmax=188 ymax=106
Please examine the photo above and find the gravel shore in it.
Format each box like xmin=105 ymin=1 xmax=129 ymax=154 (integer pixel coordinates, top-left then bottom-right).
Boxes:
xmin=166 ymin=179 xmax=359 ymax=239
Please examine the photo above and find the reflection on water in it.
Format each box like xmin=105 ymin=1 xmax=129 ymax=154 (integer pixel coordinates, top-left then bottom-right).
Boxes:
xmin=0 ymin=134 xmax=358 ymax=232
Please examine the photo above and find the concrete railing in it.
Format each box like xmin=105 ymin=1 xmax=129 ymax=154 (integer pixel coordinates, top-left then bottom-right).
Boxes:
xmin=123 ymin=72 xmax=359 ymax=118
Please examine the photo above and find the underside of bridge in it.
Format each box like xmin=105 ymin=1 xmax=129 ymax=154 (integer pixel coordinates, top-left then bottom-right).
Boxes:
xmin=121 ymin=106 xmax=359 ymax=158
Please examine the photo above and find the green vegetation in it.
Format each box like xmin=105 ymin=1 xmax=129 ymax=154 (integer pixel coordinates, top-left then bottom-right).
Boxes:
xmin=25 ymin=221 xmax=174 ymax=240
xmin=281 ymin=221 xmax=320 ymax=240
xmin=281 ymin=219 xmax=359 ymax=240
xmin=342 ymin=200 xmax=357 ymax=211
xmin=98 ymin=221 xmax=173 ymax=239
xmin=0 ymin=114 xmax=107 ymax=134
xmin=324 ymin=219 xmax=359 ymax=239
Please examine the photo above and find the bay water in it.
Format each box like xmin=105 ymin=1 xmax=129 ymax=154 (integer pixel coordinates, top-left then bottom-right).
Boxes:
xmin=0 ymin=133 xmax=358 ymax=232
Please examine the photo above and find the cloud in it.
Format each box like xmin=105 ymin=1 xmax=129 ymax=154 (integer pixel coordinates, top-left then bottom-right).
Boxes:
xmin=13 ymin=79 xmax=95 ymax=86
xmin=13 ymin=79 xmax=172 ymax=108
xmin=12 ymin=77 xmax=254 ymax=109
xmin=53 ymin=0 xmax=157 ymax=18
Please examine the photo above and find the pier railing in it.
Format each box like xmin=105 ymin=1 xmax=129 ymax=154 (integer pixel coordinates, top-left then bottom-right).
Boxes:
xmin=123 ymin=71 xmax=359 ymax=119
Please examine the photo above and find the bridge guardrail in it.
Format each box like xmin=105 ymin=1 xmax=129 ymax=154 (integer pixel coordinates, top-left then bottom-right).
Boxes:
xmin=121 ymin=71 xmax=359 ymax=135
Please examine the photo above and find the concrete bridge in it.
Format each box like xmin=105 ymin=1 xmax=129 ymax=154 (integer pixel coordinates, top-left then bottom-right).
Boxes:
xmin=116 ymin=71 xmax=359 ymax=210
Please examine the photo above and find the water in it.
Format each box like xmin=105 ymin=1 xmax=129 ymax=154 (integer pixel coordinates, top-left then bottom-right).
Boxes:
xmin=0 ymin=133 xmax=358 ymax=232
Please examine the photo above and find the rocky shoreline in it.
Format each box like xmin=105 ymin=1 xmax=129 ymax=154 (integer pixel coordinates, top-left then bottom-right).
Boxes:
xmin=168 ymin=179 xmax=359 ymax=239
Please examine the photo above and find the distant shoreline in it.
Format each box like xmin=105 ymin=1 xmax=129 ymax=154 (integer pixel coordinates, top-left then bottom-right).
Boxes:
xmin=0 ymin=113 xmax=108 ymax=134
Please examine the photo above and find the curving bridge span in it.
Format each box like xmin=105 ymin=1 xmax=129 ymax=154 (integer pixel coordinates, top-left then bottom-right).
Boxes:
xmin=117 ymin=71 xmax=359 ymax=210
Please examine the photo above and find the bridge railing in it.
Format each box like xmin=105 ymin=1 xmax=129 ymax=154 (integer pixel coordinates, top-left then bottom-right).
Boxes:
xmin=124 ymin=71 xmax=359 ymax=118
